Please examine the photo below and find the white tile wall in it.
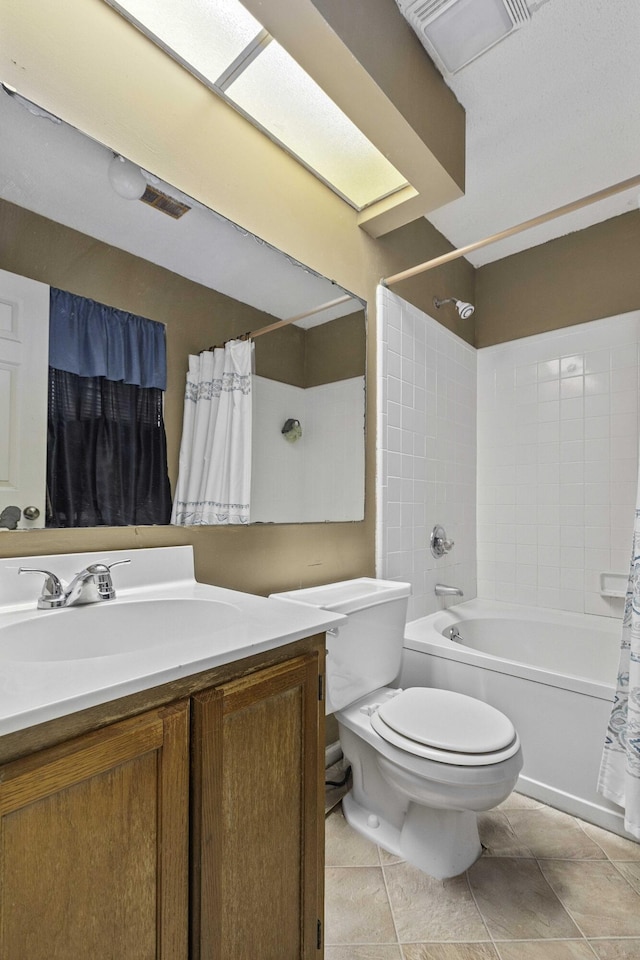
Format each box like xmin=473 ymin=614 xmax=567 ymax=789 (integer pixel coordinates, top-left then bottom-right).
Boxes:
xmin=251 ymin=377 xmax=305 ymax=523
xmin=376 ymin=286 xmax=477 ymax=621
xmin=303 ymin=378 xmax=366 ymax=522
xmin=251 ymin=375 xmax=365 ymax=523
xmin=477 ymin=312 xmax=640 ymax=616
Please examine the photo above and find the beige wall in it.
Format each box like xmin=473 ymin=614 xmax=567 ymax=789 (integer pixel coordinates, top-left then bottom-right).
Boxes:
xmin=475 ymin=212 xmax=640 ymax=347
xmin=0 ymin=0 xmax=472 ymax=595
xmin=305 ymin=313 xmax=366 ymax=387
xmin=0 ymin=199 xmax=300 ymax=490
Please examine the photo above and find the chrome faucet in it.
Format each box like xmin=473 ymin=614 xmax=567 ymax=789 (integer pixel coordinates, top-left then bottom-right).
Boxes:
xmin=19 ymin=559 xmax=131 ymax=609
xmin=435 ymin=583 xmax=463 ymax=598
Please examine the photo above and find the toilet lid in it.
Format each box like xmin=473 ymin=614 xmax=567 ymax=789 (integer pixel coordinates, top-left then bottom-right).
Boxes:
xmin=375 ymin=688 xmax=516 ymax=755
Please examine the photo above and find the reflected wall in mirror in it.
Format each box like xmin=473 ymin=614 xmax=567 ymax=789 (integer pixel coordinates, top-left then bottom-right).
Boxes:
xmin=0 ymin=87 xmax=366 ymax=529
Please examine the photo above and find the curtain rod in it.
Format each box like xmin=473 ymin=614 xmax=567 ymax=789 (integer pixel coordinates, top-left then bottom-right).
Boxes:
xmin=381 ymin=173 xmax=640 ymax=288
xmin=205 ymin=294 xmax=353 ymax=351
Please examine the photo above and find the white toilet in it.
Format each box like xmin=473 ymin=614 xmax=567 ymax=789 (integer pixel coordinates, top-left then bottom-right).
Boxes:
xmin=272 ymin=577 xmax=523 ymax=879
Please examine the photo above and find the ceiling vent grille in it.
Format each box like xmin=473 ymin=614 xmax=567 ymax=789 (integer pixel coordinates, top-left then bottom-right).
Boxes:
xmin=396 ymin=0 xmax=531 ymax=74
xmin=140 ymin=185 xmax=191 ymax=219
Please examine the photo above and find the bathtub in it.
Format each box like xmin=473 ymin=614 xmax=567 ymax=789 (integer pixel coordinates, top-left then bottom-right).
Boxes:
xmin=399 ymin=598 xmax=632 ymax=838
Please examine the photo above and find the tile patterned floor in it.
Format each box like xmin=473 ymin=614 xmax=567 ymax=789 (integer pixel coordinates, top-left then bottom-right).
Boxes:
xmin=324 ymin=792 xmax=640 ymax=959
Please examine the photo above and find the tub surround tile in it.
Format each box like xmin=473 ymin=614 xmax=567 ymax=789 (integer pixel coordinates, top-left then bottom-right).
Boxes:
xmin=377 ymin=288 xmax=477 ymax=620
xmin=383 ymin=862 xmax=489 ymax=943
xmin=539 ymin=860 xmax=640 ymax=938
xmin=467 ymin=858 xmax=581 ymax=940
xmin=325 ymin=866 xmax=397 ymax=944
xmin=476 ymin=311 xmax=640 ymax=615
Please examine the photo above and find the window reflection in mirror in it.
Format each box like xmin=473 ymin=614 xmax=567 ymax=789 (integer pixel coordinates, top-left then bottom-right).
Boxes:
xmin=0 ymin=86 xmax=366 ymax=529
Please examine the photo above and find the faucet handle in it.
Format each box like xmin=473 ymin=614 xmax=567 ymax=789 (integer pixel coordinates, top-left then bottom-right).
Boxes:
xmin=430 ymin=524 xmax=455 ymax=558
xmin=85 ymin=558 xmax=131 ymax=600
xmin=18 ymin=567 xmax=66 ymax=608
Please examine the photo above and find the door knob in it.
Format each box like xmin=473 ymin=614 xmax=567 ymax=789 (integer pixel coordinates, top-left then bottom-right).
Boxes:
xmin=23 ymin=505 xmax=40 ymax=521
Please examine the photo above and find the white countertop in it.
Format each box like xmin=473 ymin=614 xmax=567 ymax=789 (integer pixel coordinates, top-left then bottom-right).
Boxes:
xmin=0 ymin=545 xmax=343 ymax=736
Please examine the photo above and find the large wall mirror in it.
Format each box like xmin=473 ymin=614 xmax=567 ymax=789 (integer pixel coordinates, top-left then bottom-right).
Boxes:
xmin=0 ymin=86 xmax=366 ymax=530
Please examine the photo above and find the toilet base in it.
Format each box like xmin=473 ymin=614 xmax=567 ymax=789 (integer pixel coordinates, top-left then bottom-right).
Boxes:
xmin=341 ymin=791 xmax=483 ymax=879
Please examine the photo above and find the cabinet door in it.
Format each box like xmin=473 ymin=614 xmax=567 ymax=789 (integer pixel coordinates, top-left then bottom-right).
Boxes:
xmin=192 ymin=653 xmax=324 ymax=960
xmin=0 ymin=702 xmax=189 ymax=960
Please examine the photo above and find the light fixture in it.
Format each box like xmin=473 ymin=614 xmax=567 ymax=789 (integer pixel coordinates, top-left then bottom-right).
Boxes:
xmin=103 ymin=0 xmax=409 ymax=210
xmin=433 ymin=296 xmax=475 ymax=320
xmin=108 ymin=154 xmax=147 ymax=199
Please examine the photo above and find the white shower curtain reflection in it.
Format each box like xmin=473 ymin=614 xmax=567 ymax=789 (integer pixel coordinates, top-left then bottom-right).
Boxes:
xmin=171 ymin=340 xmax=252 ymax=525
xmin=598 ymin=470 xmax=640 ymax=839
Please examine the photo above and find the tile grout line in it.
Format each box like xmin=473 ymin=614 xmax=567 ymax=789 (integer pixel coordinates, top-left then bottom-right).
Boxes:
xmin=532 ymin=852 xmax=608 ymax=948
xmin=463 ymin=858 xmax=505 ymax=960
xmin=378 ymin=849 xmax=405 ymax=953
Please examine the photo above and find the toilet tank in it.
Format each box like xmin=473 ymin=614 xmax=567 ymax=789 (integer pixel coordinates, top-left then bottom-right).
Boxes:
xmin=270 ymin=578 xmax=411 ymax=714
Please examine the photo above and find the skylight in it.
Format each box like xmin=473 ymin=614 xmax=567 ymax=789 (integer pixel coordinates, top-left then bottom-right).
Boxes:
xmin=104 ymin=0 xmax=409 ymax=210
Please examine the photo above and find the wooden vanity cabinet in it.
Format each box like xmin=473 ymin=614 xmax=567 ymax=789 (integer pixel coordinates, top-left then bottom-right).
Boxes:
xmin=0 ymin=639 xmax=325 ymax=960
xmin=0 ymin=702 xmax=190 ymax=960
xmin=191 ymin=653 xmax=324 ymax=960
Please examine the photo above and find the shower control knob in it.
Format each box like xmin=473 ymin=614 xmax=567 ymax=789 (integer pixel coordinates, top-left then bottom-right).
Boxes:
xmin=430 ymin=524 xmax=455 ymax=558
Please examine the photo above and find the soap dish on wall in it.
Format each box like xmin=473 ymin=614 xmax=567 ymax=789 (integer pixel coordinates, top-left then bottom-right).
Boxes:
xmin=600 ymin=572 xmax=628 ymax=599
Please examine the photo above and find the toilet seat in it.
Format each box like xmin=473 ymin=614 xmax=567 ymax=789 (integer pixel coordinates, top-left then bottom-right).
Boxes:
xmin=369 ymin=688 xmax=520 ymax=766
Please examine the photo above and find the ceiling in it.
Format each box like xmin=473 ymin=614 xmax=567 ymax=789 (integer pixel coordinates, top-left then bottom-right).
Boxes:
xmin=418 ymin=0 xmax=640 ymax=266
xmin=0 ymin=87 xmax=360 ymax=327
xmin=2 ymin=0 xmax=637 ymax=292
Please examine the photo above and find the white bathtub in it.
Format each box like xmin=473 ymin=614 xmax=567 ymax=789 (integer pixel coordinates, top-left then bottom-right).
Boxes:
xmin=399 ymin=598 xmax=632 ymax=838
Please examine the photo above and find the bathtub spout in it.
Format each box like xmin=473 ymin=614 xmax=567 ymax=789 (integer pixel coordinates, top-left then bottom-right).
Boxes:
xmin=435 ymin=584 xmax=463 ymax=597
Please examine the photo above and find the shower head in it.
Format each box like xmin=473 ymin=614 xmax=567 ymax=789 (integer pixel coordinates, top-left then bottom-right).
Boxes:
xmin=433 ymin=297 xmax=475 ymax=320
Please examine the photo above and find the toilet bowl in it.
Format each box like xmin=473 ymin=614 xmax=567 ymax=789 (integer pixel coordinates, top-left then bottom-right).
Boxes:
xmin=270 ymin=578 xmax=523 ymax=879
xmin=336 ymin=686 xmax=522 ymax=878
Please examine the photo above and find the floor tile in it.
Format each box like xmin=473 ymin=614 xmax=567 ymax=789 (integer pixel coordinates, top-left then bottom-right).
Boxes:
xmin=468 ymin=857 xmax=581 ymax=940
xmin=379 ymin=845 xmax=406 ymax=865
xmin=325 ymin=866 xmax=397 ymax=944
xmin=325 ymin=947 xmax=403 ymax=960
xmin=590 ymin=941 xmax=640 ymax=959
xmin=580 ymin=821 xmax=640 ymax=861
xmin=612 ymin=860 xmax=640 ymax=894
xmin=478 ymin=811 xmax=534 ymax=858
xmin=497 ymin=792 xmax=546 ymax=812
xmin=401 ymin=944 xmax=499 ymax=959
xmin=326 ymin=807 xmax=381 ymax=866
xmin=540 ymin=860 xmax=640 ymax=938
xmin=504 ymin=807 xmax=606 ymax=860
xmin=384 ymin=861 xmax=489 ymax=943
xmin=496 ymin=941 xmax=596 ymax=959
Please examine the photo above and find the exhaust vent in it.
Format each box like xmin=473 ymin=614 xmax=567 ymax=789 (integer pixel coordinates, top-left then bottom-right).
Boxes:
xmin=396 ymin=0 xmax=531 ymax=74
xmin=140 ymin=185 xmax=191 ymax=219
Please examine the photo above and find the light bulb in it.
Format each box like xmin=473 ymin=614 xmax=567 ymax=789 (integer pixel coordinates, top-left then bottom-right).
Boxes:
xmin=108 ymin=155 xmax=146 ymax=200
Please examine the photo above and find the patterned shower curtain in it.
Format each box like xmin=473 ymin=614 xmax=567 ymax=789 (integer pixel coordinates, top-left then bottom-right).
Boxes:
xmin=598 ymin=474 xmax=640 ymax=839
xmin=171 ymin=340 xmax=252 ymax=525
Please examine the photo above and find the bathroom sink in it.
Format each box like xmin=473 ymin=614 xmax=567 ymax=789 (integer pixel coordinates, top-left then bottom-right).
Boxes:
xmin=0 ymin=597 xmax=242 ymax=662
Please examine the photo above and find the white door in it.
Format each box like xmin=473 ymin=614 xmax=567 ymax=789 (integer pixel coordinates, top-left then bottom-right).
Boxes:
xmin=0 ymin=268 xmax=49 ymax=529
